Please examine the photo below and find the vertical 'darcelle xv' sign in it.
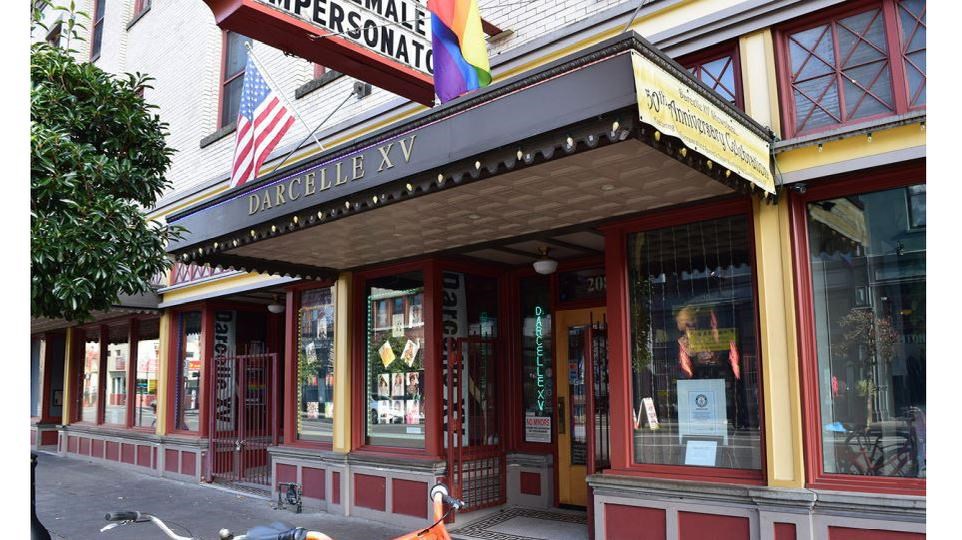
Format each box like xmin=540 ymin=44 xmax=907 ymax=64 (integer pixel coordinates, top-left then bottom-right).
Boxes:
xmin=214 ymin=311 xmax=237 ymax=432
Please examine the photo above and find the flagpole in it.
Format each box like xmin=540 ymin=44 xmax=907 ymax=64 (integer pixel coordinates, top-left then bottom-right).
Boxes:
xmin=244 ymin=41 xmax=325 ymax=152
xmin=269 ymin=86 xmax=358 ymax=174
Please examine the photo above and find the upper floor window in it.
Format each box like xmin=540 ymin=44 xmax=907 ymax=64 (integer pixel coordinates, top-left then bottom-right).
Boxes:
xmin=681 ymin=46 xmax=743 ymax=110
xmin=133 ymin=0 xmax=151 ymax=18
xmin=778 ymin=0 xmax=926 ymax=137
xmin=46 ymin=20 xmax=62 ymax=47
xmin=90 ymin=0 xmax=105 ymax=61
xmin=220 ymin=31 xmax=249 ymax=128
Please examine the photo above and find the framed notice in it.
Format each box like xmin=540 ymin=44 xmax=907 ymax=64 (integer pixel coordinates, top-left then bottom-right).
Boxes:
xmin=524 ymin=413 xmax=552 ymax=443
xmin=683 ymin=439 xmax=718 ymax=467
xmin=676 ymin=379 xmax=728 ymax=444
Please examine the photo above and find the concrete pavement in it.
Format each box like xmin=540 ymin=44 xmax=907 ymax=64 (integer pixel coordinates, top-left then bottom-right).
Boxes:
xmin=34 ymin=452 xmax=410 ymax=540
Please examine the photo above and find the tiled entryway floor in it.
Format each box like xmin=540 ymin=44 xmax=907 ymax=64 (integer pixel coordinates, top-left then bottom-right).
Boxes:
xmin=451 ymin=507 xmax=588 ymax=540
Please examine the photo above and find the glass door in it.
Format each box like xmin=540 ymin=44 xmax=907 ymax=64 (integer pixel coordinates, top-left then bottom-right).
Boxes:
xmin=555 ymin=307 xmax=606 ymax=507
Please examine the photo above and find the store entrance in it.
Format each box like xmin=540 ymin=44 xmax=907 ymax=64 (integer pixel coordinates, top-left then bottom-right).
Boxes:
xmin=555 ymin=308 xmax=610 ymax=507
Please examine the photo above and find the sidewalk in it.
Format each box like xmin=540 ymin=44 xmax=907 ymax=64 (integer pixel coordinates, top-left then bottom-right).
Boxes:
xmin=33 ymin=452 xmax=409 ymax=540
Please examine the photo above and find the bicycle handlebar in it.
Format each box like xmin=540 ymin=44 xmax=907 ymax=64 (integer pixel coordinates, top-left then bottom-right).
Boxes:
xmin=441 ymin=494 xmax=465 ymax=510
xmin=105 ymin=511 xmax=142 ymax=522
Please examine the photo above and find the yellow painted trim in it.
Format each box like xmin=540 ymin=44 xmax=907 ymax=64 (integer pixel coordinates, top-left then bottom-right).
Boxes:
xmin=777 ymin=123 xmax=926 ymax=174
xmin=161 ymin=271 xmax=280 ymax=305
xmin=62 ymin=327 xmax=74 ymax=425
xmin=739 ymin=30 xmax=781 ymax=137
xmin=332 ymin=272 xmax=353 ymax=453
xmin=753 ymin=199 xmax=805 ymax=487
xmin=155 ymin=312 xmax=171 ymax=436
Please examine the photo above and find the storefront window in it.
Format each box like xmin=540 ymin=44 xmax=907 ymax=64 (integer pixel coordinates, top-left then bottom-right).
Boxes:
xmin=81 ymin=328 xmax=101 ymax=423
xmin=298 ymin=287 xmax=336 ymax=442
xmin=366 ymin=272 xmax=425 ymax=448
xmin=135 ymin=319 xmax=160 ymax=428
xmin=521 ymin=276 xmax=553 ymax=444
xmin=174 ymin=311 xmax=202 ymax=431
xmin=104 ymin=324 xmax=130 ymax=425
xmin=628 ymin=215 xmax=761 ymax=470
xmin=806 ymin=184 xmax=926 ymax=478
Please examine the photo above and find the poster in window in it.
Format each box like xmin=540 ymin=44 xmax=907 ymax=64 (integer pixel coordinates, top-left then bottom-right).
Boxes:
xmin=391 ymin=373 xmax=405 ymax=397
xmin=390 ymin=399 xmax=405 ymax=423
xmin=405 ymin=400 xmax=421 ymax=424
xmin=409 ymin=301 xmax=423 ymax=326
xmin=401 ymin=339 xmax=420 ymax=367
xmin=676 ymin=378 xmax=728 ymax=444
xmin=377 ymin=400 xmax=391 ymax=424
xmin=379 ymin=340 xmax=396 ymax=368
xmin=406 ymin=372 xmax=420 ymax=397
xmin=392 ymin=313 xmax=405 ymax=337
xmin=377 ymin=374 xmax=391 ymax=398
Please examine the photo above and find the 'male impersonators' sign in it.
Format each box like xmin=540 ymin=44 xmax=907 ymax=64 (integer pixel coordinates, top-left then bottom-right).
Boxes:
xmin=204 ymin=0 xmax=436 ymax=105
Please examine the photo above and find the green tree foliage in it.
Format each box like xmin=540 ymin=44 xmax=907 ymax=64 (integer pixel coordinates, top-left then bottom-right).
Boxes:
xmin=31 ymin=3 xmax=182 ymax=321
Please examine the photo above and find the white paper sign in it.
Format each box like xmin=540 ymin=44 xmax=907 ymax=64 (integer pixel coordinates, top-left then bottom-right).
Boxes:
xmin=684 ymin=439 xmax=718 ymax=466
xmin=392 ymin=314 xmax=405 ymax=337
xmin=676 ymin=379 xmax=728 ymax=444
xmin=524 ymin=414 xmax=552 ymax=443
xmin=641 ymin=397 xmax=659 ymax=430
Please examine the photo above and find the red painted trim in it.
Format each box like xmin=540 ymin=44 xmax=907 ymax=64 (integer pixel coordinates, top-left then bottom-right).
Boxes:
xmin=790 ymin=159 xmax=925 ymax=496
xmin=97 ymin=325 xmax=108 ymax=425
xmin=126 ymin=320 xmax=139 ymax=428
xmin=774 ymin=0 xmax=924 ymax=138
xmin=603 ymin=196 xmax=766 ymax=484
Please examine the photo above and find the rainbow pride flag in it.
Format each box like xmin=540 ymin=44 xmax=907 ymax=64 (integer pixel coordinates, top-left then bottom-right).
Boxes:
xmin=427 ymin=0 xmax=492 ymax=103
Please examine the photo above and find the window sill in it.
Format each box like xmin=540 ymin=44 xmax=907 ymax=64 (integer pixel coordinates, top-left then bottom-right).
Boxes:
xmin=126 ymin=7 xmax=150 ymax=31
xmin=200 ymin=121 xmax=237 ymax=149
xmin=295 ymin=70 xmax=345 ymax=99
xmin=775 ymin=110 xmax=927 ymax=154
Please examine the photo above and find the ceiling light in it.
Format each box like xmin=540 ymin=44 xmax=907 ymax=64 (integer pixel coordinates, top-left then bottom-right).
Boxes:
xmin=533 ymin=246 xmax=558 ymax=275
xmin=267 ymin=294 xmax=285 ymax=314
xmin=601 ymin=184 xmax=615 ymax=191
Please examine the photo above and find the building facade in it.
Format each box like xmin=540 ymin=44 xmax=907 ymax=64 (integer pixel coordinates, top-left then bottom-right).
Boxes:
xmin=31 ymin=1 xmax=926 ymax=538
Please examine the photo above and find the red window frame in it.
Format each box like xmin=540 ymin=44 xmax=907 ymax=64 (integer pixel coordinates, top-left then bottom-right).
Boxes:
xmin=351 ymin=258 xmax=442 ymax=460
xmin=69 ymin=315 xmax=159 ymax=431
xmin=133 ymin=0 xmax=151 ymax=18
xmin=218 ymin=30 xmax=248 ymax=129
xmin=165 ymin=305 xmax=209 ymax=436
xmin=282 ymin=280 xmax=337 ymax=450
xmin=602 ymin=196 xmax=767 ymax=485
xmin=789 ymin=159 xmax=926 ymax=496
xmin=679 ymin=42 xmax=744 ymax=111
xmin=90 ymin=0 xmax=105 ymax=61
xmin=775 ymin=0 xmax=926 ymax=138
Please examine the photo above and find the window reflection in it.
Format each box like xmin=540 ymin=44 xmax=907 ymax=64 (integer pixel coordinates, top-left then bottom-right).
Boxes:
xmin=628 ymin=215 xmax=761 ymax=469
xmin=366 ymin=272 xmax=425 ymax=448
xmin=298 ymin=287 xmax=336 ymax=442
xmin=135 ymin=319 xmax=160 ymax=428
xmin=175 ymin=312 xmax=202 ymax=431
xmin=81 ymin=328 xmax=100 ymax=423
xmin=807 ymin=184 xmax=926 ymax=478
xmin=104 ymin=324 xmax=129 ymax=425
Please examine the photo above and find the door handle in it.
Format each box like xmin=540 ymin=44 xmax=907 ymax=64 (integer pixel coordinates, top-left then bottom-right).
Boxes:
xmin=557 ymin=397 xmax=566 ymax=435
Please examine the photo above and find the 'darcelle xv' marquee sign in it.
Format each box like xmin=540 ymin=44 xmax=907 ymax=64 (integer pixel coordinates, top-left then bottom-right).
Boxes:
xmin=247 ymin=134 xmax=417 ymax=216
xmin=203 ymin=0 xmax=436 ymax=105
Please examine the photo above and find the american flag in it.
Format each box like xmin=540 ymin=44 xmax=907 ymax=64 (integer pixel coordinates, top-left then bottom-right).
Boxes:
xmin=229 ymin=54 xmax=295 ymax=188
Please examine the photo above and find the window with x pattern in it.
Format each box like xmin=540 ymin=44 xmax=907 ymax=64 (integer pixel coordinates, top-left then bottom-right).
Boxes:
xmin=781 ymin=1 xmax=925 ymax=136
xmin=684 ymin=49 xmax=742 ymax=109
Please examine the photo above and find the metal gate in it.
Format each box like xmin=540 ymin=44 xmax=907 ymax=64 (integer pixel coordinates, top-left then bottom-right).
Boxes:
xmin=444 ymin=336 xmax=505 ymax=511
xmin=207 ymin=353 xmax=279 ymax=490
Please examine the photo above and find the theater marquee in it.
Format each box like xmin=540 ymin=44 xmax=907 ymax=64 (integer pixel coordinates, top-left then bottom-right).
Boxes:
xmin=203 ymin=0 xmax=436 ymax=105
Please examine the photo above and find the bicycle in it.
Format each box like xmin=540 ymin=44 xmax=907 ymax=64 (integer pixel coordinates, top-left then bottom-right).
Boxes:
xmin=101 ymin=483 xmax=466 ymax=540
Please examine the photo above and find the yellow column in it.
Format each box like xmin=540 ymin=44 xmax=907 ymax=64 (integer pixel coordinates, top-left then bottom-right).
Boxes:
xmin=155 ymin=312 xmax=171 ymax=436
xmin=739 ymin=29 xmax=782 ymax=138
xmin=741 ymin=28 xmax=805 ymax=487
xmin=332 ymin=272 xmax=353 ymax=453
xmin=753 ymin=199 xmax=805 ymax=487
xmin=61 ymin=327 xmax=74 ymax=425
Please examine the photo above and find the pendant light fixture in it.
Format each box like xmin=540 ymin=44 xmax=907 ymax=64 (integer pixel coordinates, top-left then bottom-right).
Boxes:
xmin=267 ymin=294 xmax=285 ymax=314
xmin=532 ymin=246 xmax=558 ymax=275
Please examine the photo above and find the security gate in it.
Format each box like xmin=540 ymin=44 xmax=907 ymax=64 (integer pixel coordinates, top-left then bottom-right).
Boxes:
xmin=443 ymin=336 xmax=506 ymax=511
xmin=207 ymin=353 xmax=279 ymax=490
